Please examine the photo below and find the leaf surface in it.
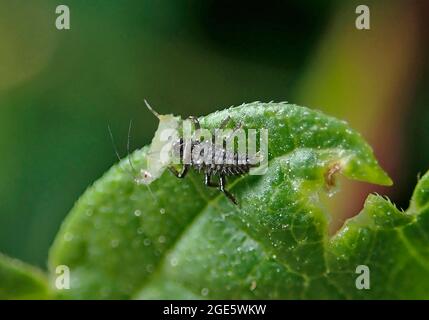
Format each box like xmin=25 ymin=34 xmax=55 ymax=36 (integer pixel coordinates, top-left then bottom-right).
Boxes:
xmin=0 ymin=253 xmax=50 ymax=299
xmin=48 ymin=102 xmax=429 ymax=299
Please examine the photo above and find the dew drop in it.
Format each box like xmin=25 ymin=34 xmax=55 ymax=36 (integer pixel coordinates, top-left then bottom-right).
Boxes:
xmin=132 ymin=239 xmax=141 ymax=248
xmin=170 ymin=257 xmax=178 ymax=267
xmin=64 ymin=232 xmax=74 ymax=242
xmin=250 ymin=280 xmax=257 ymax=291
xmin=160 ymin=208 xmax=166 ymax=215
xmin=145 ymin=264 xmax=154 ymax=273
xmin=143 ymin=238 xmax=151 ymax=246
xmin=111 ymin=239 xmax=119 ymax=248
xmin=134 ymin=209 xmax=142 ymax=217
xmin=201 ymin=288 xmax=209 ymax=296
xmin=94 ymin=220 xmax=102 ymax=230
xmin=158 ymin=235 xmax=166 ymax=243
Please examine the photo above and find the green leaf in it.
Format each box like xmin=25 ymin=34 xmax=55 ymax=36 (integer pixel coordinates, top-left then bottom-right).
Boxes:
xmin=0 ymin=253 xmax=50 ymax=299
xmin=326 ymin=172 xmax=429 ymax=299
xmin=48 ymin=102 xmax=429 ymax=299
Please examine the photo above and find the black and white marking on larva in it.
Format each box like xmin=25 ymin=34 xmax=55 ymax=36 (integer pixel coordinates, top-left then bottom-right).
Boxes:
xmin=145 ymin=101 xmax=260 ymax=205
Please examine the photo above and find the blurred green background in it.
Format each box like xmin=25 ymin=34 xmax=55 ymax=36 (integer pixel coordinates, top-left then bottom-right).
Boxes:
xmin=0 ymin=0 xmax=428 ymax=268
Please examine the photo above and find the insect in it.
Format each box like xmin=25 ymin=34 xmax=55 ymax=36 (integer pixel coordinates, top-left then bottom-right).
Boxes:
xmin=145 ymin=101 xmax=259 ymax=205
xmin=108 ymin=101 xmax=261 ymax=206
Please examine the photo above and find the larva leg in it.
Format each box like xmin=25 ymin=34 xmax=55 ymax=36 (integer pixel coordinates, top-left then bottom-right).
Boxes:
xmin=168 ymin=164 xmax=189 ymax=178
xmin=204 ymin=173 xmax=219 ymax=188
xmin=219 ymin=175 xmax=238 ymax=205
xmin=225 ymin=122 xmax=243 ymax=143
xmin=219 ymin=116 xmax=232 ymax=129
xmin=188 ymin=116 xmax=201 ymax=130
xmin=232 ymin=121 xmax=243 ymax=132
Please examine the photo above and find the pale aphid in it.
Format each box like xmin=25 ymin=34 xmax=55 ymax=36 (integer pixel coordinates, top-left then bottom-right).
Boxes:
xmin=134 ymin=100 xmax=180 ymax=185
xmin=108 ymin=100 xmax=179 ymax=186
xmin=107 ymin=104 xmax=175 ymax=202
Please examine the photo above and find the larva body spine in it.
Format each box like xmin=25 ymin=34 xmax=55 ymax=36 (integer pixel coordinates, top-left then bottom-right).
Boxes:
xmin=180 ymin=139 xmax=253 ymax=177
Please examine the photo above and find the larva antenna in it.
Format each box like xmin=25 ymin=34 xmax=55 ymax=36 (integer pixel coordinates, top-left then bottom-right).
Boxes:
xmin=144 ymin=99 xmax=161 ymax=119
xmin=108 ymin=124 xmax=123 ymax=164
xmin=127 ymin=119 xmax=137 ymax=174
xmin=108 ymin=122 xmax=138 ymax=175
